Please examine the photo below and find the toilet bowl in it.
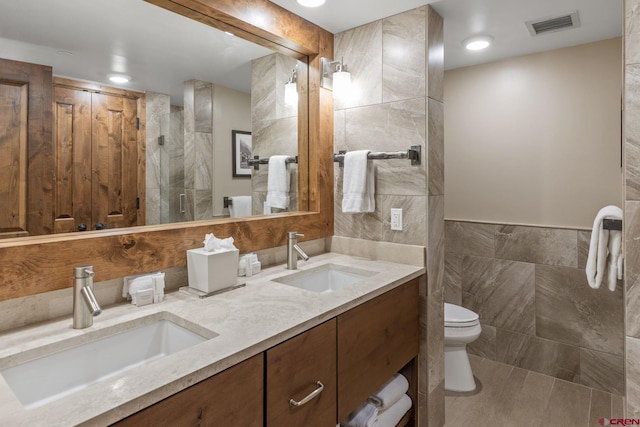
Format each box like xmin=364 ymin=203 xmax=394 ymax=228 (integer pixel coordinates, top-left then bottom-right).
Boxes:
xmin=444 ymin=303 xmax=481 ymax=392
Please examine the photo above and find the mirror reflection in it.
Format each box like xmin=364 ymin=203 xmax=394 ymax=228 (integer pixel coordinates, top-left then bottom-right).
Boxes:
xmin=0 ymin=0 xmax=304 ymax=238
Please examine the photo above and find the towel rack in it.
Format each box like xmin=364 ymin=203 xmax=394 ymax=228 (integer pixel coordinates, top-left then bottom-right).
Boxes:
xmin=223 ymin=196 xmax=232 ymax=208
xmin=603 ymin=219 xmax=622 ymax=230
xmin=333 ymin=145 xmax=421 ymax=166
xmin=246 ymin=155 xmax=298 ymax=170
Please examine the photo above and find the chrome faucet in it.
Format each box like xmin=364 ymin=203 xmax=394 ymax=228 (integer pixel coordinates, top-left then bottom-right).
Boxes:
xmin=287 ymin=232 xmax=309 ymax=270
xmin=73 ymin=265 xmax=102 ymax=329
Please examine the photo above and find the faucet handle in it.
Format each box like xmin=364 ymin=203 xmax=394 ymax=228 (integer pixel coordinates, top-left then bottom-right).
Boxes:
xmin=288 ymin=231 xmax=304 ymax=239
xmin=74 ymin=265 xmax=95 ymax=279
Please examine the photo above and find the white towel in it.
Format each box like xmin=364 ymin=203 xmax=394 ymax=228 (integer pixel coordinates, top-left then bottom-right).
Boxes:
xmin=586 ymin=205 xmax=623 ymax=291
xmin=372 ymin=394 xmax=412 ymax=427
xmin=342 ymin=402 xmax=378 ymax=427
xmin=265 ymin=155 xmax=290 ymax=209
xmin=342 ymin=150 xmax=375 ymax=213
xmin=368 ymin=374 xmax=409 ymax=411
xmin=229 ymin=196 xmax=252 ymax=218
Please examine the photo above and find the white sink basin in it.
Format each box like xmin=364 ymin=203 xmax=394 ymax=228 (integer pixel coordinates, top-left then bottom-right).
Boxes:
xmin=272 ymin=263 xmax=375 ymax=293
xmin=0 ymin=313 xmax=216 ymax=409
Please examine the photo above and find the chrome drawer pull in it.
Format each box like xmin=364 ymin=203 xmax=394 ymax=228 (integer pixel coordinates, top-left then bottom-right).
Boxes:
xmin=289 ymin=381 xmax=324 ymax=407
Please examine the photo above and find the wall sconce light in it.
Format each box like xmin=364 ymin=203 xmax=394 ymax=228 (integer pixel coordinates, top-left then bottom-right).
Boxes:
xmin=284 ymin=68 xmax=298 ymax=107
xmin=321 ymin=57 xmax=351 ymax=99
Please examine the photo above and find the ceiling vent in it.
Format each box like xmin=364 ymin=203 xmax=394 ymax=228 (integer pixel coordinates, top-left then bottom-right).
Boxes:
xmin=525 ymin=11 xmax=580 ymax=36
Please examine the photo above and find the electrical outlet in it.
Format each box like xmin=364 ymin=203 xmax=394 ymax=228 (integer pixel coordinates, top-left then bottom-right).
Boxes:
xmin=391 ymin=208 xmax=403 ymax=231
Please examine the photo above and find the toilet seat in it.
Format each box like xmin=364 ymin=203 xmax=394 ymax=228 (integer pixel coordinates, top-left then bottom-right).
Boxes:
xmin=444 ymin=303 xmax=479 ymax=328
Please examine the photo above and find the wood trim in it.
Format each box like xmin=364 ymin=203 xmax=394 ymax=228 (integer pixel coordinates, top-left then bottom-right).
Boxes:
xmin=53 ymin=77 xmax=145 ymax=99
xmin=0 ymin=1 xmax=334 ymax=302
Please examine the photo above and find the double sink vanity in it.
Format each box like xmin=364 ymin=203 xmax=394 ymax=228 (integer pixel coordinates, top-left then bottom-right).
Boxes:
xmin=0 ymin=248 xmax=424 ymax=426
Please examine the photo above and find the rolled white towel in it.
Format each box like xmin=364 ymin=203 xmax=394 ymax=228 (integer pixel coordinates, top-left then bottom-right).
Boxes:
xmin=368 ymin=374 xmax=409 ymax=411
xmin=372 ymin=394 xmax=412 ymax=427
xmin=342 ymin=402 xmax=378 ymax=427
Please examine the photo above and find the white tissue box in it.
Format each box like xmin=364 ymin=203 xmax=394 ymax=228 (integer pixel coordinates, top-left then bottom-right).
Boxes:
xmin=187 ymin=248 xmax=240 ymax=293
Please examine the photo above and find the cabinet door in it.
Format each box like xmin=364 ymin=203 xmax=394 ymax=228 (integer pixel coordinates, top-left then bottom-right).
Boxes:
xmin=53 ymin=86 xmax=92 ymax=233
xmin=91 ymin=92 xmax=138 ymax=230
xmin=337 ymin=279 xmax=419 ymax=421
xmin=266 ymin=319 xmax=337 ymax=427
xmin=112 ymin=354 xmax=263 ymax=427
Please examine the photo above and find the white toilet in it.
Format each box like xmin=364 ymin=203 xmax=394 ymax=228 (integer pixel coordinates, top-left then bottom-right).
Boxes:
xmin=444 ymin=303 xmax=481 ymax=392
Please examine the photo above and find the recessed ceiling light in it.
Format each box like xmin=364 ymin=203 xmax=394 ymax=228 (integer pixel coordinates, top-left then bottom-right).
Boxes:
xmin=108 ymin=74 xmax=130 ymax=84
xmin=463 ymin=35 xmax=494 ymax=51
xmin=297 ymin=0 xmax=325 ymax=7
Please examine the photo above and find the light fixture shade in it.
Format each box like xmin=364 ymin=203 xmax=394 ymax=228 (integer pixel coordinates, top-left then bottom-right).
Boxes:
xmin=332 ymin=70 xmax=351 ymax=99
xmin=284 ymin=81 xmax=298 ymax=107
xmin=463 ymin=35 xmax=493 ymax=51
xmin=297 ymin=0 xmax=325 ymax=7
xmin=108 ymin=74 xmax=130 ymax=84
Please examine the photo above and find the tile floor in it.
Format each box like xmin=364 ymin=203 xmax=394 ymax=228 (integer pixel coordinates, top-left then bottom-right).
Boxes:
xmin=445 ymin=355 xmax=624 ymax=427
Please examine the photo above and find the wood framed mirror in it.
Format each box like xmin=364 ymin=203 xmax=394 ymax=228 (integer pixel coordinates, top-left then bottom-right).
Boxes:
xmin=0 ymin=0 xmax=334 ymax=302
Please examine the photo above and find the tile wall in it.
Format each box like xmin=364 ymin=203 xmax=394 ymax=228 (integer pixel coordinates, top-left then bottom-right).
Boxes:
xmin=627 ymin=0 xmax=640 ymax=416
xmin=444 ymin=220 xmax=624 ymax=396
xmin=334 ymin=6 xmax=444 ymax=425
xmin=250 ymin=53 xmax=299 ymax=214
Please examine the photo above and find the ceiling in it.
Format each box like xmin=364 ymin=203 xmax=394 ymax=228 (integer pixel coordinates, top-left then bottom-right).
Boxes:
xmin=272 ymin=0 xmax=623 ymax=70
xmin=0 ymin=0 xmax=624 ymax=106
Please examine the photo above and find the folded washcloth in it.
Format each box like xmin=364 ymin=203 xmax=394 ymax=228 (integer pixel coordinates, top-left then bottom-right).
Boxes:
xmin=368 ymin=373 xmax=409 ymax=411
xmin=372 ymin=394 xmax=412 ymax=427
xmin=586 ymin=205 xmax=623 ymax=291
xmin=266 ymin=155 xmax=290 ymax=209
xmin=229 ymin=196 xmax=252 ymax=218
xmin=342 ymin=150 xmax=375 ymax=213
xmin=342 ymin=402 xmax=378 ymax=427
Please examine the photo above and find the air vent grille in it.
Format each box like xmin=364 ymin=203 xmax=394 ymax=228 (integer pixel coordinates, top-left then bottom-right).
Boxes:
xmin=526 ymin=11 xmax=580 ymax=36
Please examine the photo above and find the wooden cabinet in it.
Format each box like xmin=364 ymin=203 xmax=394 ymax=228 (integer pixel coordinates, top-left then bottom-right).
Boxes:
xmin=112 ymin=354 xmax=263 ymax=427
xmin=53 ymin=79 xmax=142 ymax=233
xmin=266 ymin=319 xmax=337 ymax=427
xmin=337 ymin=279 xmax=420 ymax=421
xmin=111 ymin=279 xmax=419 ymax=427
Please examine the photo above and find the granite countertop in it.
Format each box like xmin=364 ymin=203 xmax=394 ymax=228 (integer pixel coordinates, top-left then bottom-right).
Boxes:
xmin=0 ymin=252 xmax=424 ymax=426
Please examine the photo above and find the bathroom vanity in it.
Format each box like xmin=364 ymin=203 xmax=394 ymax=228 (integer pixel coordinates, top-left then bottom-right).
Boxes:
xmin=0 ymin=252 xmax=423 ymax=426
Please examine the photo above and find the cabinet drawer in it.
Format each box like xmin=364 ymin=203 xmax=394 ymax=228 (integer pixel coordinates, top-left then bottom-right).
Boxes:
xmin=266 ymin=319 xmax=337 ymax=427
xmin=337 ymin=279 xmax=419 ymax=420
xmin=112 ymin=354 xmax=263 ymax=427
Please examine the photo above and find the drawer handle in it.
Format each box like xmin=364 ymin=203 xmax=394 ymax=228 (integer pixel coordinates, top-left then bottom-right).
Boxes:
xmin=289 ymin=381 xmax=324 ymax=407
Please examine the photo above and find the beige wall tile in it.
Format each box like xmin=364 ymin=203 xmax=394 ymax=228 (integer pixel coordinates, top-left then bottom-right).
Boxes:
xmin=627 ymin=0 xmax=640 ymax=65
xmin=428 ymin=99 xmax=444 ymax=196
xmin=382 ymin=7 xmax=426 ymax=102
xmin=627 ymin=336 xmax=640 ymax=417
xmin=444 ymin=253 xmax=462 ymax=305
xmin=445 ymin=221 xmax=496 ymax=258
xmin=495 ymin=225 xmax=578 ymax=267
xmin=625 ymin=65 xmax=640 ymax=200
xmin=536 ymin=264 xmax=624 ymax=355
xmin=335 ymin=21 xmax=383 ymax=110
xmin=462 ymin=256 xmax=536 ymax=334
xmin=467 ymin=323 xmax=497 ymax=360
xmin=427 ymin=6 xmax=444 ymax=103
xmin=580 ymin=348 xmax=625 ymax=395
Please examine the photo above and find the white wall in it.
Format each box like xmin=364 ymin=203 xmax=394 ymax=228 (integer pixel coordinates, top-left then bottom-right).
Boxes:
xmin=444 ymin=37 xmax=623 ymax=228
xmin=212 ymin=85 xmax=252 ymax=215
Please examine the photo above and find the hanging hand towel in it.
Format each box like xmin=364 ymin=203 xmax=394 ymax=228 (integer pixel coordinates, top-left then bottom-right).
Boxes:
xmin=265 ymin=155 xmax=290 ymax=209
xmin=342 ymin=150 xmax=375 ymax=213
xmin=585 ymin=205 xmax=623 ymax=291
xmin=228 ymin=196 xmax=252 ymax=218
